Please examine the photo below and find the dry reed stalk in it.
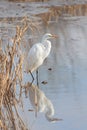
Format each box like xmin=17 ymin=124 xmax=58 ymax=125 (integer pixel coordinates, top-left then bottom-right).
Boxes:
xmin=0 ymin=17 xmax=38 ymax=130
xmin=36 ymin=4 xmax=87 ymax=25
xmin=50 ymin=4 xmax=87 ymax=17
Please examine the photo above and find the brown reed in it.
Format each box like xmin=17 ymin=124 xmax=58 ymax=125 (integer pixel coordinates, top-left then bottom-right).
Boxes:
xmin=36 ymin=4 xmax=87 ymax=25
xmin=0 ymin=17 xmax=38 ymax=130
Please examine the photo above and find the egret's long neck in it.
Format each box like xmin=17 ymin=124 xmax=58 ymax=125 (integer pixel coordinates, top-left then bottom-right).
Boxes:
xmin=42 ymin=39 xmax=51 ymax=47
xmin=42 ymin=39 xmax=51 ymax=59
xmin=41 ymin=37 xmax=51 ymax=47
xmin=41 ymin=36 xmax=47 ymax=43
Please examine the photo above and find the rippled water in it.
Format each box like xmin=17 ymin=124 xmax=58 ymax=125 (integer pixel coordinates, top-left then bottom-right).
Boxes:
xmin=26 ymin=16 xmax=87 ymax=130
xmin=1 ymin=0 xmax=87 ymax=130
xmin=38 ymin=17 xmax=87 ymax=130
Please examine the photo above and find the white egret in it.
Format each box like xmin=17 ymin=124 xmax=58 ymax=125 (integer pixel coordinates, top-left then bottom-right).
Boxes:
xmin=26 ymin=33 xmax=58 ymax=84
xmin=28 ymin=83 xmax=62 ymax=122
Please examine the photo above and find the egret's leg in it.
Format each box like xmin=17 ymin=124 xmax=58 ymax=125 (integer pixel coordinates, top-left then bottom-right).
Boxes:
xmin=29 ymin=70 xmax=34 ymax=84
xmin=36 ymin=69 xmax=39 ymax=87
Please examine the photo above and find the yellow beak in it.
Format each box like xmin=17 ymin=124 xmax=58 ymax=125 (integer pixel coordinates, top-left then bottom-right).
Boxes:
xmin=52 ymin=34 xmax=58 ymax=38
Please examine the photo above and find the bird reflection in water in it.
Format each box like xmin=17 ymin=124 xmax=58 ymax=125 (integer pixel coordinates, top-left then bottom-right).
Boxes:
xmin=25 ymin=33 xmax=58 ymax=113
xmin=25 ymin=33 xmax=62 ymax=122
xmin=27 ymin=82 xmax=62 ymax=122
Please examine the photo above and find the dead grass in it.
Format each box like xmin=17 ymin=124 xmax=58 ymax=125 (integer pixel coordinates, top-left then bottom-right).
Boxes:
xmin=0 ymin=17 xmax=38 ymax=130
xmin=36 ymin=4 xmax=87 ymax=25
xmin=0 ymin=3 xmax=87 ymax=129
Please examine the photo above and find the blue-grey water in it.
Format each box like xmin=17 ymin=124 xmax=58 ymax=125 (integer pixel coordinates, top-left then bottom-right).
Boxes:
xmin=26 ymin=17 xmax=87 ymax=130
xmin=1 ymin=1 xmax=87 ymax=130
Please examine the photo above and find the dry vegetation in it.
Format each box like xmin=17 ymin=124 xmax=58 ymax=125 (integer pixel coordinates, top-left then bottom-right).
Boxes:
xmin=36 ymin=4 xmax=87 ymax=25
xmin=0 ymin=1 xmax=87 ymax=129
xmin=0 ymin=17 xmax=38 ymax=130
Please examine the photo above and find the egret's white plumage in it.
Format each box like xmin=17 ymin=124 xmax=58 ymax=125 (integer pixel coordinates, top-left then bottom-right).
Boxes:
xmin=27 ymin=33 xmax=57 ymax=73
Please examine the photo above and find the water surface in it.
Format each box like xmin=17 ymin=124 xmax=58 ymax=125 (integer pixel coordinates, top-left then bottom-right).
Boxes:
xmin=28 ymin=16 xmax=87 ymax=130
xmin=0 ymin=1 xmax=87 ymax=130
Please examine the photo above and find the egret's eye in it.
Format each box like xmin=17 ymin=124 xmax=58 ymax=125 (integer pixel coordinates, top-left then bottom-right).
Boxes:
xmin=49 ymin=35 xmax=52 ymax=37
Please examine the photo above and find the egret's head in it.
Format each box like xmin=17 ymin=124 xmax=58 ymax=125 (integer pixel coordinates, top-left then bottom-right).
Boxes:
xmin=42 ymin=33 xmax=58 ymax=41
